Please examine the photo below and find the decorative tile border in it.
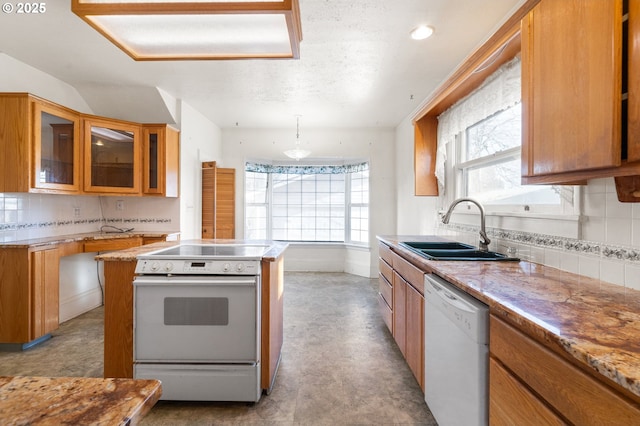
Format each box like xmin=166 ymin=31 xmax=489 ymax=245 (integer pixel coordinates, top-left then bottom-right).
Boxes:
xmin=0 ymin=217 xmax=173 ymax=233
xmin=440 ymin=222 xmax=640 ymax=263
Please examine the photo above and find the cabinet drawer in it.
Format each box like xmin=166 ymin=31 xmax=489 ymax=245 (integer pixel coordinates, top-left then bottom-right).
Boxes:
xmin=379 ymin=242 xmax=393 ymax=265
xmin=490 ymin=315 xmax=640 ymax=425
xmin=379 ymin=257 xmax=393 ymax=283
xmin=378 ymin=272 xmax=392 ymax=307
xmin=391 ymin=252 xmax=424 ymax=295
xmin=377 ymin=293 xmax=392 ymax=332
xmin=489 ymin=357 xmax=565 ymax=426
xmin=84 ymin=237 xmax=142 ymax=252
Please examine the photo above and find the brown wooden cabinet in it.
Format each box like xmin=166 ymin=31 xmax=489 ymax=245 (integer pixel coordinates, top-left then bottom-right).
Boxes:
xmin=142 ymin=125 xmax=179 ymax=197
xmin=521 ymin=0 xmax=624 ymax=181
xmin=83 ymin=115 xmax=141 ymax=194
xmin=377 ymin=242 xmax=425 ymax=391
xmin=34 ymin=101 xmax=82 ymax=192
xmin=0 ymin=235 xmax=174 ymax=349
xmin=30 ymin=247 xmax=60 ymax=340
xmin=490 ymin=314 xmax=640 ymax=425
xmin=392 ymin=271 xmax=407 ymax=355
xmin=378 ymin=246 xmax=393 ymax=332
xmin=0 ymin=246 xmax=59 ymax=347
xmin=0 ymin=93 xmax=179 ymax=197
xmin=202 ymin=161 xmax=236 ymax=239
xmin=0 ymin=93 xmax=81 ymax=194
xmin=392 ymin=252 xmax=424 ymax=390
xmin=521 ymin=0 xmax=640 ymax=201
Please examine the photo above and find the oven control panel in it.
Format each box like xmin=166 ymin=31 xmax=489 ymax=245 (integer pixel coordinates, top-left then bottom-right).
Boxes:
xmin=135 ymin=259 xmax=260 ymax=275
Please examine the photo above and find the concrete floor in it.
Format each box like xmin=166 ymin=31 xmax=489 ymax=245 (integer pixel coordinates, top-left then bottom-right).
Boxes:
xmin=0 ymin=272 xmax=436 ymax=425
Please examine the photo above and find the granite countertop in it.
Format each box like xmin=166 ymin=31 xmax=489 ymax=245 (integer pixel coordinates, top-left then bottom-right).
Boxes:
xmin=378 ymin=235 xmax=640 ymax=400
xmin=95 ymin=239 xmax=289 ymax=262
xmin=0 ymin=231 xmax=179 ymax=249
xmin=0 ymin=376 xmax=161 ymax=425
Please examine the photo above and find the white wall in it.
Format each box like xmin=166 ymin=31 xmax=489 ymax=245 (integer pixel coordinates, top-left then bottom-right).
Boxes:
xmin=178 ymin=101 xmax=222 ymax=240
xmin=221 ymin=126 xmax=396 ymax=277
xmin=0 ymin=53 xmax=92 ymax=113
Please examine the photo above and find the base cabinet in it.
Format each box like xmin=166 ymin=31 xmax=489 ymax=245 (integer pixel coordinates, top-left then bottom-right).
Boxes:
xmin=378 ymin=242 xmax=425 ymax=391
xmin=31 ymin=248 xmax=60 ymax=339
xmin=0 ymin=235 xmax=173 ymax=348
xmin=0 ymin=247 xmax=59 ymax=345
xmin=490 ymin=357 xmax=565 ymax=426
xmin=490 ymin=315 xmax=640 ymax=425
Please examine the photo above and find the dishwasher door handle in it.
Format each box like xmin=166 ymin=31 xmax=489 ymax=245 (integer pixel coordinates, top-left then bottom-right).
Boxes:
xmin=426 ymin=277 xmax=476 ymax=313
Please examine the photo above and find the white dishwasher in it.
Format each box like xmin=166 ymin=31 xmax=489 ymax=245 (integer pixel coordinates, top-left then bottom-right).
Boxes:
xmin=424 ymin=273 xmax=489 ymax=426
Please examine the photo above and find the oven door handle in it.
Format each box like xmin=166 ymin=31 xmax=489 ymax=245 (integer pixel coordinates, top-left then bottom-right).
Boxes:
xmin=133 ymin=278 xmax=257 ymax=287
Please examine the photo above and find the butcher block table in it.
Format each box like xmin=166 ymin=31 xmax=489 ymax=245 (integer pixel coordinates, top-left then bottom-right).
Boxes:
xmin=0 ymin=376 xmax=161 ymax=425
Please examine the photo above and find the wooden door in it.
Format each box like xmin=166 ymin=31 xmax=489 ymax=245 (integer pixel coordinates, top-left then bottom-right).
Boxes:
xmin=521 ymin=0 xmax=622 ymax=177
xmin=202 ymin=161 xmax=235 ymax=239
xmin=406 ymin=283 xmax=424 ymax=390
xmin=33 ymin=99 xmax=81 ymax=192
xmin=392 ymin=271 xmax=407 ymax=357
xmin=31 ymin=247 xmax=59 ymax=338
xmin=83 ymin=116 xmax=141 ymax=194
xmin=215 ymin=168 xmax=235 ymax=238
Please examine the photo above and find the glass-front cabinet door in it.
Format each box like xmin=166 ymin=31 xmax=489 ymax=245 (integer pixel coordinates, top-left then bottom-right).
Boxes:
xmin=33 ymin=101 xmax=81 ymax=192
xmin=83 ymin=116 xmax=141 ymax=194
xmin=143 ymin=126 xmax=162 ymax=195
xmin=142 ymin=124 xmax=180 ymax=197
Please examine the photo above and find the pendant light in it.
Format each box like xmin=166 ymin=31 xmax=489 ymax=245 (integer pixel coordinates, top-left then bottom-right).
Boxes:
xmin=284 ymin=116 xmax=311 ymax=160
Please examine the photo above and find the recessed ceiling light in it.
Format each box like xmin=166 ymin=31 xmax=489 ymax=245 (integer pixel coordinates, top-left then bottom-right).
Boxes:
xmin=411 ymin=25 xmax=434 ymax=40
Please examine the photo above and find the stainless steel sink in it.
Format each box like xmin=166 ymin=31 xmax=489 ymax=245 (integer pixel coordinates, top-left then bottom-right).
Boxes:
xmin=400 ymin=241 xmax=519 ymax=261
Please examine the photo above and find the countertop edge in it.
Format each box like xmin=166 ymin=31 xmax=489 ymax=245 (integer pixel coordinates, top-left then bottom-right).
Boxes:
xmin=0 ymin=231 xmax=180 ymax=249
xmin=95 ymin=239 xmax=289 ymax=262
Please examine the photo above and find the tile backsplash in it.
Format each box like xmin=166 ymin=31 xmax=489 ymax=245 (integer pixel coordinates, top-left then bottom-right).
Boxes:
xmin=0 ymin=193 xmax=180 ymax=242
xmin=437 ymin=178 xmax=640 ymax=291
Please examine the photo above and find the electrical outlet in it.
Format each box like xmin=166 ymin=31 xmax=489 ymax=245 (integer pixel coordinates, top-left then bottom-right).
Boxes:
xmin=116 ymin=200 xmax=124 ymax=211
xmin=74 ymin=207 xmax=80 ymax=217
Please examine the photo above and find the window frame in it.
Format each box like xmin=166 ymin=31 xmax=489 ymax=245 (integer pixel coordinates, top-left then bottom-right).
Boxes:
xmin=244 ymin=162 xmax=370 ymax=246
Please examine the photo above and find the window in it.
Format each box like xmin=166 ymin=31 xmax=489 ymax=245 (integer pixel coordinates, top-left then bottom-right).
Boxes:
xmin=245 ymin=162 xmax=369 ymax=245
xmin=438 ymin=56 xmax=575 ymax=215
xmin=456 ymin=103 xmax=560 ymax=209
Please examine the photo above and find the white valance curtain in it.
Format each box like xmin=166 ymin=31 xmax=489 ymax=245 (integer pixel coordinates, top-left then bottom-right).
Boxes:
xmin=435 ymin=56 xmax=522 ymax=191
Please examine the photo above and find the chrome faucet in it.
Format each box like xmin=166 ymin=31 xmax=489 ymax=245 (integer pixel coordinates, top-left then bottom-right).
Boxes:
xmin=441 ymin=198 xmax=491 ymax=252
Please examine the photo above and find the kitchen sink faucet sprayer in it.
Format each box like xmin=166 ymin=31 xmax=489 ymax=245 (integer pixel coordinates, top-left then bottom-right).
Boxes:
xmin=441 ymin=198 xmax=490 ymax=252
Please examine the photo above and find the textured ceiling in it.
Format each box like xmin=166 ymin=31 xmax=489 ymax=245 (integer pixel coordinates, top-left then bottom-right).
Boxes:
xmin=0 ymin=0 xmax=525 ymax=129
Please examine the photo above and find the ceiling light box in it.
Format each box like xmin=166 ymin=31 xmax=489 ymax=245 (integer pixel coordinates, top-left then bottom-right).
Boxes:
xmin=71 ymin=0 xmax=303 ymax=61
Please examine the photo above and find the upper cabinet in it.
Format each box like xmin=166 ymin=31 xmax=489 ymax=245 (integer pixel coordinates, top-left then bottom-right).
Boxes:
xmin=33 ymin=100 xmax=82 ymax=192
xmin=521 ymin=0 xmax=640 ymax=200
xmin=0 ymin=92 xmax=179 ymax=197
xmin=521 ymin=0 xmax=624 ymax=182
xmin=142 ymin=125 xmax=180 ymax=197
xmin=83 ymin=116 xmax=141 ymax=194
xmin=0 ymin=93 xmax=82 ymax=194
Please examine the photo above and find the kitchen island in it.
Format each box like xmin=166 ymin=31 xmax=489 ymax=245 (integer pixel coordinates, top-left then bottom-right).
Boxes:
xmin=96 ymin=239 xmax=288 ymax=395
xmin=379 ymin=235 xmax=640 ymax=424
xmin=0 ymin=376 xmax=161 ymax=425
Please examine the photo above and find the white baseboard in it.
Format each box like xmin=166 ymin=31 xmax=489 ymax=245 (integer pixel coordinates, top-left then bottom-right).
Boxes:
xmin=59 ymin=288 xmax=103 ymax=324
